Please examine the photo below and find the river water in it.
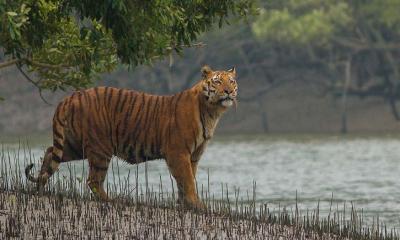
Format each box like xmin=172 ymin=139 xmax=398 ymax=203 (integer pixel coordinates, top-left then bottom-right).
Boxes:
xmin=2 ymin=134 xmax=400 ymax=228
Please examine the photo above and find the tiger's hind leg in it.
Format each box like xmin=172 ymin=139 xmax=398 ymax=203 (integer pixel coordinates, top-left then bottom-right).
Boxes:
xmin=87 ymin=152 xmax=111 ymax=201
xmin=26 ymin=142 xmax=62 ymax=192
xmin=26 ymin=134 xmax=84 ymax=193
xmin=31 ymin=136 xmax=63 ymax=193
xmin=36 ymin=147 xmax=57 ymax=190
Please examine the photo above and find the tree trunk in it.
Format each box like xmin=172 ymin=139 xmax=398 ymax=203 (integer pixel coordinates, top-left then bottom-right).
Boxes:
xmin=341 ymin=57 xmax=352 ymax=134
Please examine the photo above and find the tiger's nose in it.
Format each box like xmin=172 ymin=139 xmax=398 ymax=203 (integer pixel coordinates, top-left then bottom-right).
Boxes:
xmin=224 ymin=88 xmax=233 ymax=94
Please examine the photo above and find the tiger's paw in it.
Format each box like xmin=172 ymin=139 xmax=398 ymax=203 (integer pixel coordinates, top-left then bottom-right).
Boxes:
xmin=183 ymin=199 xmax=207 ymax=212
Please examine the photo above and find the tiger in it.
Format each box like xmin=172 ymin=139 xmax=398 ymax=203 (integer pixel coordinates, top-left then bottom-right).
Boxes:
xmin=25 ymin=65 xmax=238 ymax=208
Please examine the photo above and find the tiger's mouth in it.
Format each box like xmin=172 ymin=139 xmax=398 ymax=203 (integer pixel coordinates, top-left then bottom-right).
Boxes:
xmin=219 ymin=97 xmax=235 ymax=107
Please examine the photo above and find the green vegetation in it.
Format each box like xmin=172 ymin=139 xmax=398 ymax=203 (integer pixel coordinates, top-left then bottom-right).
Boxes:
xmin=122 ymin=0 xmax=400 ymax=132
xmin=0 ymin=0 xmax=257 ymax=92
xmin=1 ymin=0 xmax=117 ymax=92
xmin=3 ymin=1 xmax=400 ymax=133
xmin=252 ymin=0 xmax=400 ymax=130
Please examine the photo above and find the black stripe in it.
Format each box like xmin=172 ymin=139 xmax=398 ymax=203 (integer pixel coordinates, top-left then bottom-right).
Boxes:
xmin=121 ymin=93 xmax=144 ymax=154
xmin=206 ymin=107 xmax=213 ymax=119
xmin=156 ymin=97 xmax=166 ymax=149
xmin=152 ymin=97 xmax=161 ymax=154
xmin=123 ymin=92 xmax=138 ymax=129
xmin=167 ymin=97 xmax=173 ymax=144
xmin=98 ymin=93 xmax=110 ymax=129
xmin=138 ymin=146 xmax=145 ymax=162
xmin=143 ymin=96 xmax=158 ymax=135
xmin=107 ymin=88 xmax=114 ymax=108
xmin=119 ymin=91 xmax=129 ymax=113
xmin=173 ymin=92 xmax=184 ymax=132
xmin=54 ymin=129 xmax=63 ymax=139
xmin=55 ymin=116 xmax=64 ymax=127
xmin=108 ymin=118 xmax=114 ymax=154
xmin=129 ymin=93 xmax=147 ymax=144
xmin=53 ymin=140 xmax=63 ymax=151
xmin=114 ymin=89 xmax=123 ymax=116
xmin=94 ymin=88 xmax=101 ymax=109
xmin=114 ymin=93 xmax=132 ymax=152
xmin=66 ymin=141 xmax=81 ymax=159
xmin=199 ymin=100 xmax=207 ymax=140
xmin=89 ymin=149 xmax=108 ymax=160
xmin=115 ymin=120 xmax=122 ymax=153
xmin=53 ymin=154 xmax=62 ymax=163
xmin=138 ymin=95 xmax=155 ymax=149
xmin=88 ymin=90 xmax=104 ymax=130
xmin=70 ymin=103 xmax=76 ymax=134
xmin=92 ymin=165 xmax=109 ymax=171
xmin=103 ymin=87 xmax=109 ymax=106
xmin=78 ymin=92 xmax=84 ymax=143
xmin=151 ymin=97 xmax=161 ymax=156
xmin=84 ymin=91 xmax=91 ymax=110
xmin=184 ymin=141 xmax=191 ymax=155
xmin=127 ymin=145 xmax=135 ymax=163
xmin=55 ymin=109 xmax=65 ymax=127
xmin=192 ymin=127 xmax=197 ymax=150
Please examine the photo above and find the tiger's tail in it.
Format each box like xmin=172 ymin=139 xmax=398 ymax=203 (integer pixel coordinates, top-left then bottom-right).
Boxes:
xmin=25 ymin=146 xmax=55 ymax=186
xmin=25 ymin=101 xmax=68 ymax=188
xmin=25 ymin=163 xmax=38 ymax=183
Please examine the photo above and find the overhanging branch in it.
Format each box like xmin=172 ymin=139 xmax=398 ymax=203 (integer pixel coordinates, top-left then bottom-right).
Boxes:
xmin=16 ymin=65 xmax=52 ymax=106
xmin=0 ymin=58 xmax=71 ymax=69
xmin=0 ymin=59 xmax=19 ymax=69
xmin=25 ymin=58 xmax=71 ymax=69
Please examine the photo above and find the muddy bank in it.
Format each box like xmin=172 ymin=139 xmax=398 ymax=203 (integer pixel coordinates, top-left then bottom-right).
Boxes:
xmin=0 ymin=191 xmax=353 ymax=240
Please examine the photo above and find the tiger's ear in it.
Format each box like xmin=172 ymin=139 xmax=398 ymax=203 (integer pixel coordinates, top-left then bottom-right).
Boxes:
xmin=201 ymin=65 xmax=213 ymax=79
xmin=227 ymin=67 xmax=236 ymax=76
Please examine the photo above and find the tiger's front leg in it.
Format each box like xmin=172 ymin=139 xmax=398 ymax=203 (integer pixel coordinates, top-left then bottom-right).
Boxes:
xmin=166 ymin=153 xmax=204 ymax=209
xmin=86 ymin=151 xmax=111 ymax=201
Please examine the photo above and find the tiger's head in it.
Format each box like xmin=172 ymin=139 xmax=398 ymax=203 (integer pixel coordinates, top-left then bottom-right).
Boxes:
xmin=201 ymin=65 xmax=238 ymax=108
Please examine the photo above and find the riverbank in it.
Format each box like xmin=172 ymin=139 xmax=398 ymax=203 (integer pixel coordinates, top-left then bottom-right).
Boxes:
xmin=0 ymin=143 xmax=398 ymax=240
xmin=0 ymin=190 xmax=349 ymax=240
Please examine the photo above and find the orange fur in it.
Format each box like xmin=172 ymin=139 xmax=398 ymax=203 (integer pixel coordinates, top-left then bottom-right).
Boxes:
xmin=25 ymin=65 xmax=238 ymax=208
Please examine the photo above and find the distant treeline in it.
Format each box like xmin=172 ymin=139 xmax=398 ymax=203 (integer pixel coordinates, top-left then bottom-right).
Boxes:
xmin=2 ymin=0 xmax=400 ymax=134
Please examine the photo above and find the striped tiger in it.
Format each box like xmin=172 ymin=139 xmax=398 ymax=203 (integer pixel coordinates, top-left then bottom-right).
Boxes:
xmin=25 ymin=65 xmax=238 ymax=208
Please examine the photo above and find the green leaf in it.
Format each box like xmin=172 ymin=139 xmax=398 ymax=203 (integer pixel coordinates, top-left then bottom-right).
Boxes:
xmin=6 ymin=11 xmax=18 ymax=16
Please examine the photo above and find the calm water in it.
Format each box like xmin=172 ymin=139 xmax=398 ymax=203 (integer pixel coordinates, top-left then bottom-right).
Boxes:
xmin=3 ymin=134 xmax=400 ymax=228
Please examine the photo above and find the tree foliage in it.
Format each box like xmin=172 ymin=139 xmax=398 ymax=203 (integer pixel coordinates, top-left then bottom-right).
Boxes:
xmin=0 ymin=0 xmax=257 ymax=93
xmin=253 ymin=0 xmax=351 ymax=46
xmin=252 ymin=0 xmax=400 ymax=122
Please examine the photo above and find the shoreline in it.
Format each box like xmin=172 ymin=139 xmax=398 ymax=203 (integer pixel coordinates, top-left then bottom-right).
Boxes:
xmin=0 ymin=190 xmax=339 ymax=240
xmin=0 ymin=190 xmax=394 ymax=240
xmin=0 ymin=144 xmax=398 ymax=240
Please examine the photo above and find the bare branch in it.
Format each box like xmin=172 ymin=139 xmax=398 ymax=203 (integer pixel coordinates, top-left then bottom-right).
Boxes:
xmin=184 ymin=42 xmax=206 ymax=48
xmin=25 ymin=59 xmax=71 ymax=69
xmin=16 ymin=65 xmax=53 ymax=106
xmin=332 ymin=37 xmax=400 ymax=51
xmin=238 ymin=75 xmax=292 ymax=102
xmin=0 ymin=59 xmax=19 ymax=69
xmin=0 ymin=58 xmax=71 ymax=70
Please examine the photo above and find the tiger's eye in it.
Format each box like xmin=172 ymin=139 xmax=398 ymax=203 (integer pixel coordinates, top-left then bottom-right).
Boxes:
xmin=212 ymin=77 xmax=222 ymax=85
